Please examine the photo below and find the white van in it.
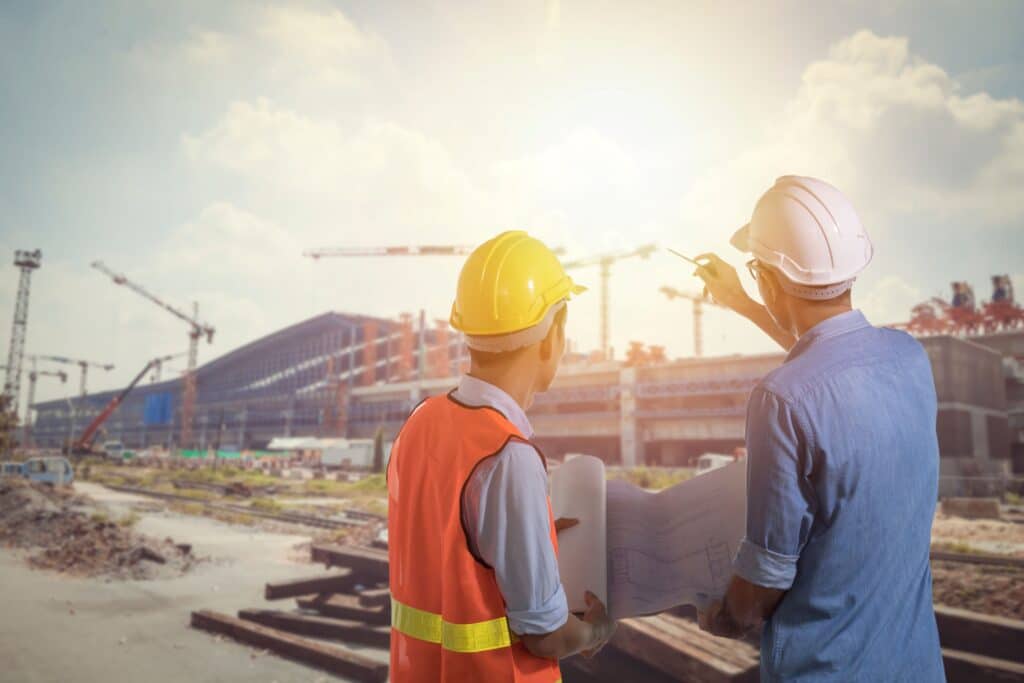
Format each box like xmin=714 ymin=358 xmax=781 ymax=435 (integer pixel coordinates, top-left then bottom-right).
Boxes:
xmin=696 ymin=453 xmax=734 ymax=475
xmin=102 ymin=440 xmax=125 ymax=461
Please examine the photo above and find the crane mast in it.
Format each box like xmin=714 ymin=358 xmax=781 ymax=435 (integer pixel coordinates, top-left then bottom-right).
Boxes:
xmin=659 ymin=286 xmax=726 ymax=358
xmin=564 ymin=244 xmax=658 ymax=360
xmin=3 ymin=249 xmax=42 ymax=424
xmin=91 ymin=262 xmax=215 ymax=448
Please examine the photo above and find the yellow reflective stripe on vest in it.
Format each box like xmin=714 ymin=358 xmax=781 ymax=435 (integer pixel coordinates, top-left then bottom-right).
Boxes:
xmin=391 ymin=598 xmax=519 ymax=653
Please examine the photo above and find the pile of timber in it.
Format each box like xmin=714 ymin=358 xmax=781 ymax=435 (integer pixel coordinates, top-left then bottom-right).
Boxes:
xmin=191 ymin=543 xmax=1024 ymax=682
xmin=191 ymin=544 xmax=391 ymax=682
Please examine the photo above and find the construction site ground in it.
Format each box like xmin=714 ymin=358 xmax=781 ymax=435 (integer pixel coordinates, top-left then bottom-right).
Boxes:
xmin=0 ymin=480 xmax=382 ymax=683
xmin=3 ymin=463 xmax=1023 ymax=680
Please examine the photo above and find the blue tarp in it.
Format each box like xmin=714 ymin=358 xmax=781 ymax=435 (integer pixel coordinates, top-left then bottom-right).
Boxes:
xmin=143 ymin=392 xmax=174 ymax=425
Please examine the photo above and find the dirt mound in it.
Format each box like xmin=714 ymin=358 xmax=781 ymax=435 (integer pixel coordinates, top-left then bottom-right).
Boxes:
xmin=0 ymin=478 xmax=200 ymax=580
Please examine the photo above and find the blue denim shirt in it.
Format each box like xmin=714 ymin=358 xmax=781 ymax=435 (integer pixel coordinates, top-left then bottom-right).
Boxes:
xmin=733 ymin=310 xmax=945 ymax=682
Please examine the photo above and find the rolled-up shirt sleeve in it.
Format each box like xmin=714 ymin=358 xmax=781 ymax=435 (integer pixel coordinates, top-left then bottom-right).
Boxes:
xmin=461 ymin=442 xmax=569 ymax=635
xmin=734 ymin=387 xmax=816 ymax=590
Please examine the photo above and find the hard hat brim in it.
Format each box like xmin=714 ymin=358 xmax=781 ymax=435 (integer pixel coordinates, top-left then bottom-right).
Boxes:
xmin=730 ymin=223 xmax=751 ymax=253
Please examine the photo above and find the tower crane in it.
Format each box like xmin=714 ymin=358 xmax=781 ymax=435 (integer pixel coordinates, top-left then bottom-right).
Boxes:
xmin=304 ymin=244 xmax=478 ymax=259
xmin=3 ymin=249 xmax=42 ymax=423
xmin=30 ymin=354 xmax=114 ymax=397
xmin=91 ymin=262 xmax=215 ymax=448
xmin=659 ymin=286 xmax=727 ymax=358
xmin=24 ymin=366 xmax=67 ymax=447
xmin=150 ymin=351 xmax=188 ymax=383
xmin=563 ymin=244 xmax=658 ymax=360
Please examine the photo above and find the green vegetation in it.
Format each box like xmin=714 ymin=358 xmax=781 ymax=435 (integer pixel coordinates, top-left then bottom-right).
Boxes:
xmin=117 ymin=512 xmax=140 ymax=528
xmin=1005 ymin=492 xmax=1021 ymax=505
xmin=89 ymin=512 xmax=110 ymax=524
xmin=933 ymin=541 xmax=978 ymax=555
xmin=250 ymin=497 xmax=283 ymax=513
xmin=302 ymin=473 xmax=387 ymax=498
xmin=607 ymin=467 xmax=693 ymax=490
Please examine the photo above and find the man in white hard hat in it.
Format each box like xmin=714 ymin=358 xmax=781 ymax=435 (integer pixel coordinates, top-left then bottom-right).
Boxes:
xmin=692 ymin=176 xmax=945 ymax=681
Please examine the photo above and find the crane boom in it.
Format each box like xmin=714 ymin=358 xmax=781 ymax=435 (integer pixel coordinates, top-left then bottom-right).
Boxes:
xmin=563 ymin=243 xmax=658 ymax=359
xmin=305 ymin=245 xmax=477 ymax=259
xmin=73 ymin=360 xmax=155 ymax=453
xmin=91 ymin=262 xmax=215 ymax=448
xmin=660 ymin=286 xmax=726 ymax=358
xmin=91 ymin=261 xmax=214 ymax=337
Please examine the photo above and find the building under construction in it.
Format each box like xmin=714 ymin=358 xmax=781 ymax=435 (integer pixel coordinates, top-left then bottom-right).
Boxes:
xmin=29 ymin=310 xmax=1024 ymax=491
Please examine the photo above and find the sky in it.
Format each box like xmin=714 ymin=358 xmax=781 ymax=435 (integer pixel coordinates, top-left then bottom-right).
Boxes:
xmin=1 ymin=0 xmax=1023 ymax=413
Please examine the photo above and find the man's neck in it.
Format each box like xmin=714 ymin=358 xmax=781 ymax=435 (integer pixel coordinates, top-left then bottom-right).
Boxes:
xmin=467 ymin=366 xmax=535 ymax=412
xmin=793 ymin=304 xmax=854 ymax=338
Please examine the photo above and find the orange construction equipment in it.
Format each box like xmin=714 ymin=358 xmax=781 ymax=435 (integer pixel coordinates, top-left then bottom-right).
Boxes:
xmin=387 ymin=395 xmax=562 ymax=683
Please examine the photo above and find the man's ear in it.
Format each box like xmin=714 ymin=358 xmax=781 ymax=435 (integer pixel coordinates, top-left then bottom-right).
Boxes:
xmin=538 ymin=328 xmax=553 ymax=361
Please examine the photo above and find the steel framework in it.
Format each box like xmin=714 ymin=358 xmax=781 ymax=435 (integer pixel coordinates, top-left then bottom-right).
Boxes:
xmin=3 ymin=249 xmax=42 ymax=422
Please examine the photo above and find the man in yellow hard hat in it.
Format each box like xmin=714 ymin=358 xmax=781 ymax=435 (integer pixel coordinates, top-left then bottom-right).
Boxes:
xmin=387 ymin=231 xmax=617 ymax=682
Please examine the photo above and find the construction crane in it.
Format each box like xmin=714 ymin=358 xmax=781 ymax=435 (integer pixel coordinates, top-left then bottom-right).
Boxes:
xmin=24 ymin=367 xmax=67 ymax=447
xmin=30 ymin=354 xmax=114 ymax=396
xmin=305 ymin=244 xmax=478 ymax=259
xmin=150 ymin=351 xmax=188 ymax=383
xmin=659 ymin=286 xmax=728 ymax=358
xmin=91 ymin=262 xmax=215 ymax=448
xmin=73 ymin=358 xmax=159 ymax=453
xmin=3 ymin=249 xmax=42 ymax=423
xmin=563 ymin=244 xmax=658 ymax=360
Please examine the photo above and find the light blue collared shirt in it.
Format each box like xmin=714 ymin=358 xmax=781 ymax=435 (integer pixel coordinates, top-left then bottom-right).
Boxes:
xmin=455 ymin=375 xmax=569 ymax=635
xmin=734 ymin=310 xmax=944 ymax=682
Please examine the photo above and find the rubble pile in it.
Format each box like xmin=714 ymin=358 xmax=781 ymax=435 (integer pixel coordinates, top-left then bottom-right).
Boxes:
xmin=932 ymin=561 xmax=1024 ymax=620
xmin=0 ymin=478 xmax=199 ymax=580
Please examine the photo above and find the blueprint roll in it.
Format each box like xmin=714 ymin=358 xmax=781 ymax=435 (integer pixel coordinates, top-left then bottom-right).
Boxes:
xmin=550 ymin=456 xmax=747 ymax=620
xmin=550 ymin=455 xmax=608 ymax=613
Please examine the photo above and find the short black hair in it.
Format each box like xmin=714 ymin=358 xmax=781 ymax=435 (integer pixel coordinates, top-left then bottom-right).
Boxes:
xmin=468 ymin=306 xmax=567 ymax=369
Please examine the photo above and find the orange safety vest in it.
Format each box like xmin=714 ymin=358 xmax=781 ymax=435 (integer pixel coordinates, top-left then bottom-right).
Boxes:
xmin=387 ymin=392 xmax=562 ymax=683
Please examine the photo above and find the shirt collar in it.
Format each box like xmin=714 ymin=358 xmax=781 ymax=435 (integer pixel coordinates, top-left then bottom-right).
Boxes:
xmin=786 ymin=309 xmax=871 ymax=362
xmin=453 ymin=375 xmax=534 ymax=438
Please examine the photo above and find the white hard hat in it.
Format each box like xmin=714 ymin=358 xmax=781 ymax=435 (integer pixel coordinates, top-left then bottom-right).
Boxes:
xmin=731 ymin=176 xmax=873 ymax=300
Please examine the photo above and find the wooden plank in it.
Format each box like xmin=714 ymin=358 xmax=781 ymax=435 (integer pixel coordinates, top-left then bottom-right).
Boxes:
xmin=611 ymin=615 xmax=759 ymax=683
xmin=264 ymin=570 xmax=356 ymax=601
xmin=562 ymin=647 xmax=685 ymax=683
xmin=943 ymin=648 xmax=1024 ymax=683
xmin=358 ymin=588 xmax=391 ymax=608
xmin=190 ymin=610 xmax=388 ymax=682
xmin=239 ymin=609 xmax=390 ymax=648
xmin=297 ymin=594 xmax=390 ymax=626
xmin=931 ymin=550 xmax=1024 ymax=569
xmin=311 ymin=544 xmax=389 ymax=580
xmin=936 ymin=605 xmax=1024 ymax=664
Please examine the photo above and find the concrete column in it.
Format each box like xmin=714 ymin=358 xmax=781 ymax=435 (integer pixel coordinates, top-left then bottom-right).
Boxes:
xmin=619 ymin=367 xmax=640 ymax=467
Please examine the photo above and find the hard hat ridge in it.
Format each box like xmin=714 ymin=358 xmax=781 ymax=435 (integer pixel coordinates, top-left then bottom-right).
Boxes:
xmin=731 ymin=175 xmax=873 ymax=298
xmin=450 ymin=230 xmax=585 ymax=346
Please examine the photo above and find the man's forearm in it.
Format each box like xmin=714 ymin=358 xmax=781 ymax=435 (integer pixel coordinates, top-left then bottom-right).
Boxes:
xmin=520 ymin=613 xmax=613 ymax=660
xmin=736 ymin=298 xmax=796 ymax=351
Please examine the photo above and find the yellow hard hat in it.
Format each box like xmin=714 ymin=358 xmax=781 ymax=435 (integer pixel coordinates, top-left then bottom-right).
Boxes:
xmin=450 ymin=231 xmax=586 ymax=337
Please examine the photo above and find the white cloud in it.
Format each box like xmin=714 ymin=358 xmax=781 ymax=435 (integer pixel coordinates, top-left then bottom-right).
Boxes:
xmin=682 ymin=30 xmax=1024 ymax=240
xmin=183 ymin=99 xmax=488 ymax=244
xmin=858 ymin=275 xmax=923 ymax=326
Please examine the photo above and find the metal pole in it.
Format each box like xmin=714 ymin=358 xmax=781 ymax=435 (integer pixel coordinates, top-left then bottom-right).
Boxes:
xmin=600 ymin=261 xmax=611 ymax=360
xmin=79 ymin=362 xmax=88 ymax=397
xmin=694 ymin=299 xmax=704 ymax=358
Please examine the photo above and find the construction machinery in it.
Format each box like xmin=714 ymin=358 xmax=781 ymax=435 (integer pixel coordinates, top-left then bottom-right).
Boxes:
xmin=3 ymin=249 xmax=42 ymax=422
xmin=659 ymin=286 xmax=728 ymax=358
xmin=305 ymin=244 xmax=478 ymax=259
xmin=91 ymin=262 xmax=215 ymax=448
xmin=905 ymin=276 xmax=1023 ymax=336
xmin=24 ymin=367 xmax=67 ymax=447
xmin=150 ymin=351 xmax=187 ymax=383
xmin=72 ymin=358 xmax=159 ymax=454
xmin=563 ymin=244 xmax=658 ymax=360
xmin=30 ymin=354 xmax=114 ymax=397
